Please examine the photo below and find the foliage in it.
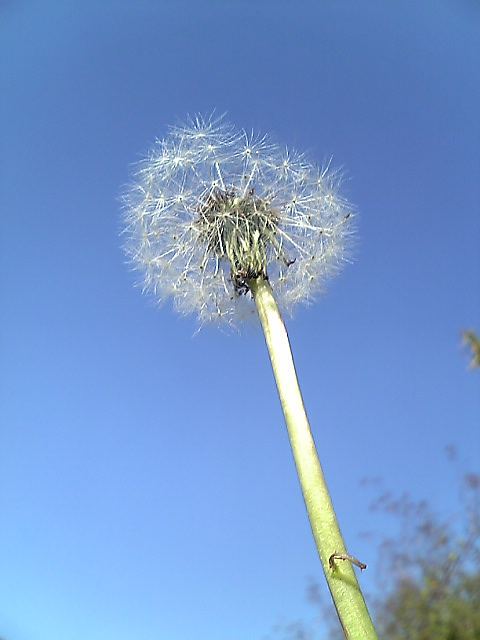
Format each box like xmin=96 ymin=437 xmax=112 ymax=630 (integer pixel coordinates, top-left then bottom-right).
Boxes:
xmin=370 ymin=461 xmax=480 ymax=639
xmin=461 ymin=330 xmax=480 ymax=369
xmin=371 ymin=338 xmax=480 ymax=637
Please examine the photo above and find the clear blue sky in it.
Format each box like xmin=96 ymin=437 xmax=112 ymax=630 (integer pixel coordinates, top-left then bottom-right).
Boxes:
xmin=1 ymin=2 xmax=479 ymax=639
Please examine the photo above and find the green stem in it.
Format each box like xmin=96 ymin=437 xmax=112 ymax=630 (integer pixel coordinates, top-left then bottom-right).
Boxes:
xmin=248 ymin=277 xmax=377 ymax=639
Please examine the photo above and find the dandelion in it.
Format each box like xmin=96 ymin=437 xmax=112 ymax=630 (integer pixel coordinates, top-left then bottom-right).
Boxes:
xmin=121 ymin=114 xmax=377 ymax=639
xmin=122 ymin=113 xmax=353 ymax=327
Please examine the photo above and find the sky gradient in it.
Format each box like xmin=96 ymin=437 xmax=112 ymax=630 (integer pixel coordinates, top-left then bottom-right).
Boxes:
xmin=1 ymin=2 xmax=479 ymax=639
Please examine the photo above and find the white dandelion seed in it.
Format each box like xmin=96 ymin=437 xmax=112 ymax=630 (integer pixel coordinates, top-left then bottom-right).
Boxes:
xmin=121 ymin=113 xmax=354 ymax=327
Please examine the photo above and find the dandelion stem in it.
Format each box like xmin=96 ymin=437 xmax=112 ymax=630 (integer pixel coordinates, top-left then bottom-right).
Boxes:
xmin=248 ymin=276 xmax=377 ymax=640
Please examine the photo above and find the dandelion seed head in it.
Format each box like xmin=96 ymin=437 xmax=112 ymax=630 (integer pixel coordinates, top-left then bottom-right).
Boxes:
xmin=122 ymin=114 xmax=355 ymax=327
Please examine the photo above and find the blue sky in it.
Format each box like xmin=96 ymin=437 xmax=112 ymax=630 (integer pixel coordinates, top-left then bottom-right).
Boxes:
xmin=1 ymin=2 xmax=479 ymax=639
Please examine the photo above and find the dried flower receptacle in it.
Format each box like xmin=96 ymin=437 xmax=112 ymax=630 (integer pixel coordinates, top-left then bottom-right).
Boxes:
xmin=197 ymin=186 xmax=293 ymax=294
